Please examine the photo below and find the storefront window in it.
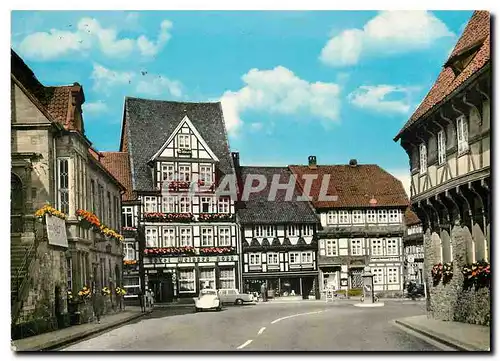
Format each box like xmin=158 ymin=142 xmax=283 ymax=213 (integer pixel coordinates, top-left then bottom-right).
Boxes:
xmin=199 ymin=268 xmax=215 ymax=289
xmin=219 ymin=268 xmax=235 ymax=289
xmin=179 ymin=269 xmax=196 ymax=292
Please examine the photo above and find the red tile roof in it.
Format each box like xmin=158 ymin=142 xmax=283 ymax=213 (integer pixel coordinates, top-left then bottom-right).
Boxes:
xmin=100 ymin=152 xmax=135 ymax=201
xmin=44 ymin=86 xmax=71 ymax=125
xmin=394 ymin=11 xmax=490 ymax=141
xmin=404 ymin=206 xmax=421 ymax=226
xmin=289 ymin=164 xmax=409 ymax=209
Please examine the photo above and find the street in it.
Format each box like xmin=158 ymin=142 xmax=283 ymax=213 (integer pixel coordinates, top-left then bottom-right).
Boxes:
xmin=63 ymin=300 xmax=442 ymax=351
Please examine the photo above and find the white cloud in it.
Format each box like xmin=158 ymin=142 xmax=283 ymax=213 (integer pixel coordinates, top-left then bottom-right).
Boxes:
xmin=249 ymin=122 xmax=263 ymax=131
xmin=348 ymin=85 xmax=417 ymax=114
xmin=320 ymin=11 xmax=455 ymax=67
xmin=91 ymin=63 xmax=182 ymax=98
xmin=389 ymin=169 xmax=412 ymax=198
xmin=18 ymin=17 xmax=172 ymax=60
xmin=83 ymin=100 xmax=109 ymax=114
xmin=220 ymin=66 xmax=341 ymax=135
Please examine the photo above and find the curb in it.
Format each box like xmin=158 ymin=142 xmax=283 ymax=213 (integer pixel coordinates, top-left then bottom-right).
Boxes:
xmin=394 ymin=319 xmax=488 ymax=351
xmin=14 ymin=311 xmax=151 ymax=351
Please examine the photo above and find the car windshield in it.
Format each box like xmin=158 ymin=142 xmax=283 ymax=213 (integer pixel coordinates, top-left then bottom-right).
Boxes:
xmin=200 ymin=289 xmax=217 ymax=296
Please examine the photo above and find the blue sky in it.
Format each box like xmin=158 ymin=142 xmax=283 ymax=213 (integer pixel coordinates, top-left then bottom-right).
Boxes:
xmin=11 ymin=10 xmax=473 ymax=193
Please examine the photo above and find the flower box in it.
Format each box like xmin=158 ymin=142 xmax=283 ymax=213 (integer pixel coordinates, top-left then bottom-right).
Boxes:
xmin=144 ymin=246 xmax=196 ymax=256
xmin=198 ymin=213 xmax=234 ymax=222
xmin=143 ymin=212 xmax=194 ymax=223
xmin=198 ymin=247 xmax=235 ymax=255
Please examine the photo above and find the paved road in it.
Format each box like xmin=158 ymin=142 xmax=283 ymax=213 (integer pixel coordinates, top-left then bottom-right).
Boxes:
xmin=63 ymin=300 xmax=442 ymax=351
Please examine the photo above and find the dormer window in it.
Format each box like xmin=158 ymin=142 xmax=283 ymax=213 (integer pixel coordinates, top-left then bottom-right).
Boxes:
xmin=178 ymin=134 xmax=190 ymax=149
xmin=419 ymin=143 xmax=427 ymax=175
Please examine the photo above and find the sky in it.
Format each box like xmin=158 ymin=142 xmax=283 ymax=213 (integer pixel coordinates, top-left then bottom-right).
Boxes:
xmin=10 ymin=10 xmax=474 ymax=195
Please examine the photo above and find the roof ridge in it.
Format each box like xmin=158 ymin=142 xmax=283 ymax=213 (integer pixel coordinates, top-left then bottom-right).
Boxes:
xmin=125 ymin=96 xmax=221 ymax=105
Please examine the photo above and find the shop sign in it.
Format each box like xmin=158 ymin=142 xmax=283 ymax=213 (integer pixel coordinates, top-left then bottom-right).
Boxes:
xmin=340 ymin=278 xmax=348 ymax=286
xmin=148 ymin=254 xmax=239 ymax=264
xmin=46 ymin=214 xmax=68 ymax=248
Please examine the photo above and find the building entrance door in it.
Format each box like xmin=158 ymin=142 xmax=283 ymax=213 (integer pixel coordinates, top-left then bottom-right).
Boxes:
xmin=148 ymin=272 xmax=174 ymax=303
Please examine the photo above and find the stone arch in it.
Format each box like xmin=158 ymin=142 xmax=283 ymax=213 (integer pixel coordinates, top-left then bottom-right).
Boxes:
xmin=440 ymin=229 xmax=452 ymax=263
xmin=11 ymin=173 xmax=24 ymax=214
xmin=431 ymin=232 xmax=442 ymax=264
xmin=472 ymin=223 xmax=486 ymax=263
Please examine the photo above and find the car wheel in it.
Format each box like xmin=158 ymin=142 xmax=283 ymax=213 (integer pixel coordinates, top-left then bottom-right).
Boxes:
xmin=217 ymin=306 xmax=222 ymax=311
xmin=195 ymin=308 xmax=200 ymax=312
xmin=235 ymin=299 xmax=244 ymax=305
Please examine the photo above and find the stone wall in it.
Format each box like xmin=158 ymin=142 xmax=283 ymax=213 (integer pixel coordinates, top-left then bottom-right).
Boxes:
xmin=424 ymin=224 xmax=490 ymax=326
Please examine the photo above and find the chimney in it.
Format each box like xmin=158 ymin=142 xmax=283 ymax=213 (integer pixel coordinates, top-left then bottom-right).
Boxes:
xmin=349 ymin=159 xmax=358 ymax=167
xmin=308 ymin=155 xmax=317 ymax=169
xmin=231 ymin=152 xmax=240 ymax=170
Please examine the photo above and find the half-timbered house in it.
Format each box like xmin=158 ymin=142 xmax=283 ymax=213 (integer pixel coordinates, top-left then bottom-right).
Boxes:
xmin=234 ymin=162 xmax=321 ymax=299
xmin=403 ymin=208 xmax=424 ymax=284
xmin=393 ymin=11 xmax=491 ymax=325
xmin=290 ymin=157 xmax=409 ymax=298
xmin=118 ymin=98 xmax=240 ymax=302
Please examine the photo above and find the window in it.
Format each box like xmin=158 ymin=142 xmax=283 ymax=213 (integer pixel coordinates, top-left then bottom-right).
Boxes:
xmin=200 ymin=165 xmax=212 ymax=184
xmin=367 ymin=210 xmax=377 ymax=224
xmin=162 ymin=164 xmax=175 ymax=182
xmin=90 ymin=180 xmax=96 ymax=213
xmin=179 ymin=197 xmax=191 ymax=213
xmin=122 ymin=207 xmax=133 ymax=228
xmin=288 ymin=225 xmax=299 ymax=237
xmin=201 ymin=227 xmax=214 ymax=246
xmin=351 ymin=239 xmax=363 ymax=256
xmin=107 ymin=192 xmax=112 ymax=225
xmin=162 ymin=227 xmax=175 ymax=247
xmin=267 ymin=253 xmax=279 ymax=265
xmin=327 ymin=211 xmax=337 ymax=225
xmin=98 ymin=184 xmax=104 ymax=220
xmin=377 ymin=210 xmax=388 ymax=223
xmin=179 ymin=269 xmax=195 ymax=292
xmin=67 ymin=258 xmax=72 ymax=291
xmin=145 ymin=228 xmax=158 ymax=247
xmin=219 ymin=268 xmax=235 ymax=289
xmin=387 ymin=268 xmax=399 ymax=284
xmin=289 ymin=252 xmax=301 ymax=264
xmin=179 ymin=165 xmax=191 ymax=181
xmin=386 ymin=238 xmax=398 ymax=256
xmin=57 ymin=158 xmax=69 ymax=214
xmin=144 ymin=197 xmax=157 ymax=213
xmin=249 ymin=253 xmax=261 ymax=265
xmin=301 ymin=252 xmax=312 ymax=263
xmin=199 ymin=268 xmax=215 ymax=289
xmin=373 ymin=268 xmax=384 ymax=284
xmin=338 ymin=210 xmax=350 ymax=224
xmin=352 ymin=210 xmax=364 ymax=224
xmin=437 ymin=130 xmax=446 ymax=165
xmin=419 ymin=143 xmax=427 ymax=175
xmin=219 ymin=197 xmax=230 ymax=213
xmin=162 ymin=196 xmax=176 ymax=213
xmin=457 ymin=115 xmax=469 ymax=154
xmin=302 ymin=225 xmax=313 ymax=237
xmin=388 ymin=209 xmax=399 ymax=223
xmin=264 ymin=225 xmax=275 ymax=238
xmin=371 ymin=239 xmax=383 ymax=256
xmin=255 ymin=226 xmax=263 ymax=237
xmin=178 ymin=134 xmax=191 ymax=149
xmin=325 ymin=240 xmax=337 ymax=256
xmin=218 ymin=227 xmax=231 ymax=247
xmin=200 ymin=197 xmax=213 ymax=213
xmin=124 ymin=243 xmax=135 ymax=260
xmin=179 ymin=227 xmax=192 ymax=246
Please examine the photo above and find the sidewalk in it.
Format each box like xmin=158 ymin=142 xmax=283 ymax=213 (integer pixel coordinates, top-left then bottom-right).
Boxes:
xmin=395 ymin=315 xmax=490 ymax=351
xmin=12 ymin=307 xmax=150 ymax=351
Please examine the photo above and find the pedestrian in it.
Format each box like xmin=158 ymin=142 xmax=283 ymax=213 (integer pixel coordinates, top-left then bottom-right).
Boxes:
xmin=260 ymin=282 xmax=267 ymax=302
xmin=92 ymin=290 xmax=104 ymax=324
xmin=138 ymin=289 xmax=145 ymax=312
xmin=148 ymin=289 xmax=155 ymax=310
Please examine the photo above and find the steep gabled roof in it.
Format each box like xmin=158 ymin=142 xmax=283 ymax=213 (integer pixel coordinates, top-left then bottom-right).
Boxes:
xmin=123 ymin=97 xmax=235 ymax=192
xmin=289 ymin=164 xmax=409 ymax=209
xmin=394 ymin=11 xmax=490 ymax=141
xmin=237 ymin=166 xmax=319 ymax=224
xmin=100 ymin=152 xmax=135 ymax=201
xmin=404 ymin=206 xmax=421 ymax=226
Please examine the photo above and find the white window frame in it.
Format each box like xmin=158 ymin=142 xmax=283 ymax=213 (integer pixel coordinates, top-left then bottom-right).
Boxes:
xmin=199 ymin=268 xmax=216 ymax=289
xmin=327 ymin=211 xmax=337 ymax=225
xmin=419 ymin=142 xmax=427 ymax=175
xmin=373 ymin=268 xmax=384 ymax=284
xmin=289 ymin=252 xmax=301 ymax=264
xmin=179 ymin=227 xmax=192 ymax=247
xmin=162 ymin=227 xmax=176 ymax=247
xmin=264 ymin=225 xmax=275 ymax=238
xmin=249 ymin=253 xmax=261 ymax=265
xmin=352 ymin=210 xmax=364 ymax=224
xmin=178 ymin=134 xmax=191 ymax=150
xmin=325 ymin=240 xmax=338 ymax=256
xmin=267 ymin=253 xmax=279 ymax=265
xmin=219 ymin=197 xmax=230 ymax=214
xmin=201 ymin=227 xmax=214 ymax=247
xmin=144 ymin=196 xmax=157 ymax=213
xmin=371 ymin=239 xmax=383 ymax=256
xmin=338 ymin=210 xmax=350 ymax=224
xmin=388 ymin=209 xmax=399 ymax=223
xmin=288 ymin=225 xmax=299 ymax=237
xmin=161 ymin=163 xmax=175 ymax=182
xmin=124 ymin=242 xmax=135 ymax=260
xmin=219 ymin=268 xmax=235 ymax=289
xmin=255 ymin=226 xmax=263 ymax=238
xmin=179 ymin=197 xmax=191 ymax=213
xmin=301 ymin=251 xmax=312 ymax=264
xmin=57 ymin=158 xmax=70 ymax=214
xmin=145 ymin=227 xmax=158 ymax=248
xmin=122 ymin=206 xmax=134 ymax=228
xmin=302 ymin=225 xmax=313 ymax=237
xmin=351 ymin=239 xmax=363 ymax=256
xmin=437 ymin=130 xmax=446 ymax=165
xmin=377 ymin=210 xmax=388 ymax=223
xmin=387 ymin=267 xmax=399 ymax=284
xmin=162 ymin=196 xmax=176 ymax=213
xmin=457 ymin=115 xmax=469 ymax=155
xmin=179 ymin=269 xmax=196 ymax=293
xmin=386 ymin=238 xmax=398 ymax=256
xmin=179 ymin=165 xmax=191 ymax=182
xmin=218 ymin=227 xmax=231 ymax=247
xmin=199 ymin=165 xmax=212 ymax=184
xmin=200 ymin=197 xmax=213 ymax=213
xmin=366 ymin=210 xmax=377 ymax=224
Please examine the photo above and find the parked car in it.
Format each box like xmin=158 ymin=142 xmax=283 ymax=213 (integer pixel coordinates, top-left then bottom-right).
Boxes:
xmin=218 ymin=289 xmax=254 ymax=305
xmin=194 ymin=289 xmax=221 ymax=312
